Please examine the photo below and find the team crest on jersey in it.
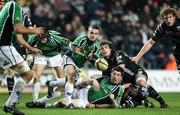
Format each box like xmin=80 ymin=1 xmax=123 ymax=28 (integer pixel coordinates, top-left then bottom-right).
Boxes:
xmin=116 ymin=55 xmax=122 ymax=63
xmin=15 ymin=17 xmax=20 ymax=21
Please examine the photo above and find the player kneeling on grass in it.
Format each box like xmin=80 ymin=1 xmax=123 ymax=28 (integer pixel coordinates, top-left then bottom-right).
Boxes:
xmin=28 ymin=66 xmax=154 ymax=109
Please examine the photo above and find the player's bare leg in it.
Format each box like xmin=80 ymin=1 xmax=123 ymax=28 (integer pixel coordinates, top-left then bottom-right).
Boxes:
xmin=4 ymin=61 xmax=37 ymax=115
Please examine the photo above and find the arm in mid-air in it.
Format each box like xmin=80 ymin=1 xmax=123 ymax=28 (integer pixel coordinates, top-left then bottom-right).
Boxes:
xmin=13 ymin=24 xmax=43 ymax=35
xmin=131 ymin=38 xmax=156 ymax=64
xmin=16 ymin=34 xmax=42 ymax=54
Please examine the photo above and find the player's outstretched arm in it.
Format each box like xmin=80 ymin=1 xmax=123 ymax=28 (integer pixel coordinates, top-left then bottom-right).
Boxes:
xmin=16 ymin=34 xmax=42 ymax=55
xmin=131 ymin=38 xmax=155 ymax=64
xmin=13 ymin=24 xmax=44 ymax=35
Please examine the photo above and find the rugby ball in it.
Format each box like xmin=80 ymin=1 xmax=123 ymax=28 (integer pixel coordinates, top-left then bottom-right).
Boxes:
xmin=95 ymin=58 xmax=108 ymax=71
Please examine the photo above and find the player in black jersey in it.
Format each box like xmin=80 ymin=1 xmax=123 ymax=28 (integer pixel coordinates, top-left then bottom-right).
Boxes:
xmin=99 ymin=40 xmax=168 ymax=108
xmin=132 ymin=7 xmax=180 ymax=73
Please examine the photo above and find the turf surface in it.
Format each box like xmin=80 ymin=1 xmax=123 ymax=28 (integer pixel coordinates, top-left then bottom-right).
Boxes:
xmin=0 ymin=93 xmax=180 ymax=115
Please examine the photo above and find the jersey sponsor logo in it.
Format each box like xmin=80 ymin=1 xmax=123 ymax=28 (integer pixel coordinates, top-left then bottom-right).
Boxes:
xmin=15 ymin=17 xmax=20 ymax=22
xmin=124 ymin=68 xmax=134 ymax=76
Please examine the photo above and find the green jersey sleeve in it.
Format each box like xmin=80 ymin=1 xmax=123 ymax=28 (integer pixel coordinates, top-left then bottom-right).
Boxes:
xmin=49 ymin=31 xmax=71 ymax=47
xmin=28 ymin=34 xmax=39 ymax=46
xmin=72 ymin=35 xmax=87 ymax=47
xmin=12 ymin=2 xmax=23 ymax=24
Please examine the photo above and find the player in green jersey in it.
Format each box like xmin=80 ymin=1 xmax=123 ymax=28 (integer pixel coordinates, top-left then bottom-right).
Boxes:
xmin=45 ymin=25 xmax=101 ymax=108
xmin=26 ymin=28 xmax=70 ymax=104
xmin=30 ymin=66 xmax=154 ymax=109
xmin=1 ymin=0 xmax=44 ymax=115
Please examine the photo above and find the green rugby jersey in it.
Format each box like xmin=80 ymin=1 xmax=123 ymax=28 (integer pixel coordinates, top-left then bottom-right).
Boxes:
xmin=12 ymin=12 xmax=32 ymax=44
xmin=28 ymin=30 xmax=70 ymax=57
xmin=0 ymin=1 xmax=23 ymax=46
xmin=88 ymin=77 xmax=124 ymax=104
xmin=68 ymin=35 xmax=100 ymax=68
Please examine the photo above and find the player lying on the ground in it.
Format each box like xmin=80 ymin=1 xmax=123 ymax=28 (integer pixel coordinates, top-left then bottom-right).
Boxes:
xmin=26 ymin=66 xmax=154 ymax=109
xmin=26 ymin=25 xmax=102 ymax=108
xmin=99 ymin=40 xmax=169 ymax=108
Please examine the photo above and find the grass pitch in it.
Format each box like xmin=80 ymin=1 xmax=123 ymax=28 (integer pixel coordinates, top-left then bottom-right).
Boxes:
xmin=0 ymin=93 xmax=180 ymax=115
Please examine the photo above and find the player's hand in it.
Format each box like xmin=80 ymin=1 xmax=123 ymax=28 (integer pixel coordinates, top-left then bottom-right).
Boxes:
xmin=86 ymin=103 xmax=95 ymax=108
xmin=86 ymin=52 xmax=93 ymax=61
xmin=130 ymin=56 xmax=140 ymax=64
xmin=32 ymin=27 xmax=44 ymax=35
xmin=28 ymin=47 xmax=42 ymax=55
xmin=74 ymin=47 xmax=81 ymax=53
xmin=122 ymin=83 xmax=131 ymax=89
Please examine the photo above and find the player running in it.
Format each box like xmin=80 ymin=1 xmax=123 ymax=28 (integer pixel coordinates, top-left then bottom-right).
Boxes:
xmin=25 ymin=28 xmax=71 ymax=105
xmin=0 ymin=0 xmax=44 ymax=115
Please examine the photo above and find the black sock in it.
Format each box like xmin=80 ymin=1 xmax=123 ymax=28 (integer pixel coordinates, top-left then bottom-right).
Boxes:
xmin=148 ymin=85 xmax=166 ymax=105
xmin=7 ymin=76 xmax=15 ymax=95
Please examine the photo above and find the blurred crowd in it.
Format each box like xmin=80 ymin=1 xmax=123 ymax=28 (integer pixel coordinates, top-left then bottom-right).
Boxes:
xmin=23 ymin=0 xmax=180 ymax=69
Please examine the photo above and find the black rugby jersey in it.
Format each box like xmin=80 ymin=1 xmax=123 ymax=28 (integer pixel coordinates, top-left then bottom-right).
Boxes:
xmin=102 ymin=50 xmax=142 ymax=83
xmin=152 ymin=18 xmax=180 ymax=48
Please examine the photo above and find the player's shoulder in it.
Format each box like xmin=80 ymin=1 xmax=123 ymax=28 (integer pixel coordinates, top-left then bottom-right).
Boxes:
xmin=49 ymin=30 xmax=61 ymax=36
xmin=28 ymin=34 xmax=38 ymax=41
xmin=73 ymin=34 xmax=87 ymax=43
xmin=76 ymin=34 xmax=87 ymax=39
xmin=95 ymin=39 xmax=100 ymax=46
xmin=176 ymin=18 xmax=180 ymax=23
xmin=7 ymin=1 xmax=21 ymax=8
xmin=116 ymin=50 xmax=125 ymax=55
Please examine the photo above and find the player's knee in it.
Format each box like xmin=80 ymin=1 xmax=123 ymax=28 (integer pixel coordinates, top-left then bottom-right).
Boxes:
xmin=34 ymin=72 xmax=42 ymax=79
xmin=21 ymin=70 xmax=35 ymax=83
xmin=13 ymin=61 xmax=30 ymax=74
xmin=139 ymin=86 xmax=149 ymax=97
xmin=64 ymin=65 xmax=76 ymax=81
xmin=136 ymin=77 xmax=148 ymax=87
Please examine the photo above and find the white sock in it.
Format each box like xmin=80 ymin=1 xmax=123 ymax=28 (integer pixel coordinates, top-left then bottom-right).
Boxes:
xmin=64 ymin=82 xmax=74 ymax=106
xmin=37 ymin=88 xmax=61 ymax=103
xmin=5 ymin=78 xmax=26 ymax=106
xmin=49 ymin=77 xmax=66 ymax=87
xmin=32 ymin=82 xmax=40 ymax=102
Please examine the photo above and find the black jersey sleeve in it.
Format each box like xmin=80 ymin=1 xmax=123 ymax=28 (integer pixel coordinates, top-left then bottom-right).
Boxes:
xmin=116 ymin=51 xmax=126 ymax=65
xmin=23 ymin=13 xmax=32 ymax=27
xmin=151 ymin=23 xmax=165 ymax=41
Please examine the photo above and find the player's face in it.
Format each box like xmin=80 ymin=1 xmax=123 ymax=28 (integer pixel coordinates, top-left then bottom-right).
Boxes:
xmin=0 ymin=0 xmax=5 ymax=10
xmin=87 ymin=28 xmax=100 ymax=42
xmin=18 ymin=0 xmax=26 ymax=6
xmin=40 ymin=37 xmax=48 ymax=43
xmin=100 ymin=44 xmax=111 ymax=57
xmin=163 ymin=13 xmax=176 ymax=27
xmin=111 ymin=70 xmax=122 ymax=84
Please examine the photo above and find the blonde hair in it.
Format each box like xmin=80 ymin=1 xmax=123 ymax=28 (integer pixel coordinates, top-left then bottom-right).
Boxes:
xmin=160 ymin=7 xmax=178 ymax=19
